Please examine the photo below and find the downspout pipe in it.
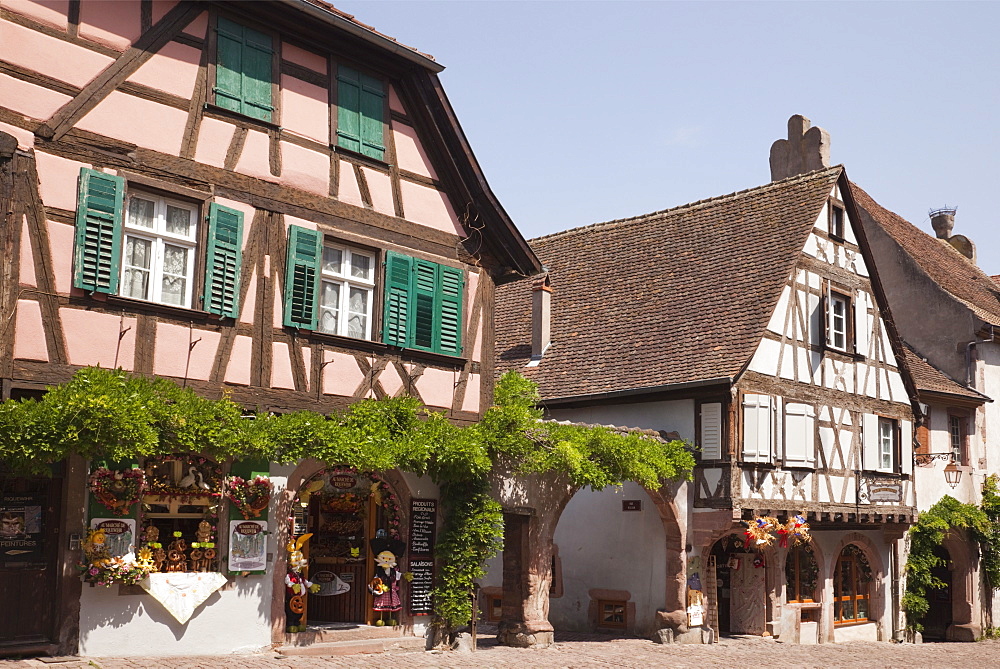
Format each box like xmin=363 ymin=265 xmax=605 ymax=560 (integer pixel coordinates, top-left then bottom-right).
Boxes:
xmin=966 ymin=325 xmax=997 ymax=388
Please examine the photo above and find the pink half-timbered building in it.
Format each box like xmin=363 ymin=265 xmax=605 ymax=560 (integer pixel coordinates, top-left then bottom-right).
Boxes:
xmin=0 ymin=0 xmax=538 ymax=657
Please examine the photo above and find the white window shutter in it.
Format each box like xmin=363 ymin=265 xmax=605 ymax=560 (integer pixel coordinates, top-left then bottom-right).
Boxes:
xmin=900 ymin=419 xmax=913 ymax=475
xmin=855 ymin=293 xmax=869 ymax=358
xmin=743 ymin=394 xmax=773 ymax=463
xmin=785 ymin=403 xmax=815 ymax=464
xmin=863 ymin=413 xmax=879 ymax=471
xmin=701 ymin=403 xmax=723 ymax=460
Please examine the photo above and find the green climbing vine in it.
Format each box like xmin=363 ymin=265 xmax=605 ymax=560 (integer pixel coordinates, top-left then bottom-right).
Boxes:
xmin=0 ymin=366 xmax=695 ymax=632
xmin=901 ymin=480 xmax=1000 ymax=631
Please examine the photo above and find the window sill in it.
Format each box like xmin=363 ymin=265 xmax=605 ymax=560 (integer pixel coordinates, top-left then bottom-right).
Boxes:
xmin=101 ymin=295 xmax=223 ymax=323
xmin=204 ymin=104 xmax=280 ymax=132
xmin=292 ymin=330 xmax=468 ymax=369
xmin=333 ymin=144 xmax=392 ymax=171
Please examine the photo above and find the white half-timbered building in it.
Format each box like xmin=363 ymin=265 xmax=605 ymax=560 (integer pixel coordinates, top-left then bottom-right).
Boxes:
xmin=494 ymin=117 xmax=919 ymax=644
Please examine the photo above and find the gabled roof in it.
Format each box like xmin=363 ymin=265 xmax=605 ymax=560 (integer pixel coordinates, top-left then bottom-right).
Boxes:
xmin=902 ymin=344 xmax=990 ymax=404
xmin=495 ymin=166 xmax=843 ymax=400
xmin=850 ymin=184 xmax=1000 ymax=326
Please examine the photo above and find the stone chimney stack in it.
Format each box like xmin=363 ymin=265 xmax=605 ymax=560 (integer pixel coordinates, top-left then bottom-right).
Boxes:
xmin=531 ymin=274 xmax=552 ymax=361
xmin=769 ymin=115 xmax=831 ymax=181
xmin=930 ymin=207 xmax=976 ymax=263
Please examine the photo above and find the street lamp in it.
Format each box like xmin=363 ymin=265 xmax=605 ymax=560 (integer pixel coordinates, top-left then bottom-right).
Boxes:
xmin=944 ymin=460 xmax=962 ymax=489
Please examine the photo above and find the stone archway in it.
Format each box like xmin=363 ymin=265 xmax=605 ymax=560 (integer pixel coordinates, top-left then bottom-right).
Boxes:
xmin=490 ymin=462 xmax=686 ymax=647
xmin=270 ymin=459 xmax=415 ymax=643
xmin=826 ymin=532 xmax=886 ymax=642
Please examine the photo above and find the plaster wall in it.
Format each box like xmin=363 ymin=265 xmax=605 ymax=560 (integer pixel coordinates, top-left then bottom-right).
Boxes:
xmin=914 ymin=403 xmax=983 ymax=509
xmin=975 ymin=342 xmax=1000 ymax=478
xmin=0 ymin=18 xmax=114 ymax=87
xmin=547 ymin=398 xmax=695 ymax=441
xmin=858 ymin=208 xmax=976 ymax=382
xmin=548 ymin=482 xmax=667 ymax=636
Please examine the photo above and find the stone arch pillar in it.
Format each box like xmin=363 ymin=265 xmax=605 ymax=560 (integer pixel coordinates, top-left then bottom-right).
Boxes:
xmin=645 ymin=484 xmax=686 ymax=614
xmin=491 ymin=461 xmax=576 ymax=648
xmin=942 ymin=531 xmax=981 ymax=641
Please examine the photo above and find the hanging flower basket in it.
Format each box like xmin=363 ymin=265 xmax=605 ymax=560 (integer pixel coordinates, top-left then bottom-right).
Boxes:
xmin=225 ymin=475 xmax=273 ymax=519
xmin=88 ymin=467 xmax=145 ymax=516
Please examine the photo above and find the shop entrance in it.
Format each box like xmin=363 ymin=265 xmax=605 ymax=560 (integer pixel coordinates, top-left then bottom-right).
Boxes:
xmin=710 ymin=534 xmax=765 ymax=636
xmin=0 ymin=471 xmax=63 ymax=648
xmin=294 ymin=469 xmax=403 ymax=626
xmin=924 ymin=544 xmax=953 ymax=641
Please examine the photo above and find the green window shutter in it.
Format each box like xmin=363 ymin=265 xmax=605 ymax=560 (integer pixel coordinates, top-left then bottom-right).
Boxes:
xmin=437 ymin=265 xmax=464 ymax=355
xmin=338 ymin=65 xmax=385 ymax=161
xmin=203 ymin=203 xmax=244 ymax=318
xmin=359 ymin=72 xmax=385 ymax=161
xmin=73 ymin=168 xmax=123 ymax=294
xmin=283 ymin=225 xmax=321 ymax=330
xmin=214 ymin=17 xmax=244 ymax=115
xmin=241 ymin=25 xmax=273 ymax=122
xmin=337 ymin=65 xmax=362 ymax=154
xmin=214 ymin=17 xmax=273 ymax=122
xmin=382 ymin=251 xmax=413 ymax=347
xmin=412 ymin=259 xmax=437 ymax=350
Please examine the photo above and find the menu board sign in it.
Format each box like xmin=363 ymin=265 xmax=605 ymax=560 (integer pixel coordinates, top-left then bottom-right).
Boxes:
xmin=408 ymin=498 xmax=436 ymax=556
xmin=408 ymin=558 xmax=434 ymax=616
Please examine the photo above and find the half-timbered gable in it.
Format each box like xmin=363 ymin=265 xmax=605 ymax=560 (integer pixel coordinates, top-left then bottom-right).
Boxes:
xmin=1 ymin=0 xmax=539 ymax=656
xmin=1 ymin=0 xmax=539 ymax=420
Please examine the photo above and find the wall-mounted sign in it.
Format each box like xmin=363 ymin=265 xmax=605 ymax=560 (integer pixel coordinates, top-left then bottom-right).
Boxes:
xmin=622 ymin=500 xmax=642 ymax=512
xmin=311 ymin=570 xmax=350 ymax=596
xmin=229 ymin=520 xmax=267 ymax=571
xmin=331 ymin=474 xmax=356 ymax=489
xmin=91 ymin=518 xmax=136 ymax=558
xmin=1 ymin=492 xmax=44 ymax=566
xmin=409 ymin=499 xmax=437 ymax=556
xmin=408 ymin=558 xmax=434 ymax=616
xmin=869 ymin=482 xmax=903 ymax=503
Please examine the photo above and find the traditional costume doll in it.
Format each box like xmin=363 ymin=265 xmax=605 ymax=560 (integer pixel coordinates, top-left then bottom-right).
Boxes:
xmin=368 ymin=536 xmax=406 ymax=615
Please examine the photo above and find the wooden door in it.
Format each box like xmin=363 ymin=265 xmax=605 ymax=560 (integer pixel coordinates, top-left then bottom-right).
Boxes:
xmin=729 ymin=553 xmax=765 ymax=635
xmin=0 ymin=475 xmax=62 ymax=647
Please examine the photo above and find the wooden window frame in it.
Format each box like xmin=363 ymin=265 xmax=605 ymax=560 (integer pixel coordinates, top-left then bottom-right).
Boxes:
xmin=877 ymin=416 xmax=898 ymax=472
xmin=318 ymin=241 xmax=378 ymax=340
xmin=948 ymin=410 xmax=969 ymax=465
xmin=827 ymin=290 xmax=852 ymax=352
xmin=207 ymin=12 xmax=281 ymax=125
xmin=120 ymin=190 xmax=201 ymax=310
xmin=786 ymin=543 xmax=818 ymax=603
xmin=828 ymin=199 xmax=846 ymax=240
xmin=597 ymin=599 xmax=627 ymax=629
xmin=834 ymin=547 xmax=870 ymax=625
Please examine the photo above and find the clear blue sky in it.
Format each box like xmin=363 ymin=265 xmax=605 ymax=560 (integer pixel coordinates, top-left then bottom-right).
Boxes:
xmin=337 ymin=1 xmax=1000 ymax=275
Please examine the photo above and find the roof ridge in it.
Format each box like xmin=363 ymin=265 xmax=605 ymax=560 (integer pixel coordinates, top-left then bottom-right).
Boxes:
xmin=531 ymin=165 xmax=843 ymax=244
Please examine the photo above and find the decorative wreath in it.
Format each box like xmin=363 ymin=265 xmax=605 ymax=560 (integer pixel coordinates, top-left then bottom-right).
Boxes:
xmin=743 ymin=515 xmax=780 ymax=549
xmin=225 ymin=475 xmax=273 ymax=519
xmin=88 ymin=467 xmax=145 ymax=516
xmin=777 ymin=514 xmax=812 ymax=547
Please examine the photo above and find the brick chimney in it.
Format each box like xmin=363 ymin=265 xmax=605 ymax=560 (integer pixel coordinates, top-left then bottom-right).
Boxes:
xmin=530 ymin=274 xmax=552 ymax=363
xmin=769 ymin=115 xmax=830 ymax=181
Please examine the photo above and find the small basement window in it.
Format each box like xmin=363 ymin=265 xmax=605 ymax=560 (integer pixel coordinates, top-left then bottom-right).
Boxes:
xmin=598 ymin=599 xmax=627 ymax=628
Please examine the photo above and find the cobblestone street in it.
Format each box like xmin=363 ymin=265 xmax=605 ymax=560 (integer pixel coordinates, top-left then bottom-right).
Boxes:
xmin=5 ymin=634 xmax=1000 ymax=669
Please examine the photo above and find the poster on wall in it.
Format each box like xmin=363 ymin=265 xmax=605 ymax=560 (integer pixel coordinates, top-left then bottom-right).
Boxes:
xmin=0 ymin=492 xmax=44 ymax=566
xmin=311 ymin=570 xmax=351 ymax=596
xmin=408 ymin=558 xmax=434 ymax=616
xmin=229 ymin=520 xmax=267 ymax=571
xmin=408 ymin=499 xmax=437 ymax=556
xmin=90 ymin=518 xmax=137 ymax=557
